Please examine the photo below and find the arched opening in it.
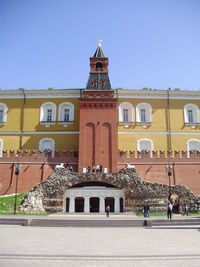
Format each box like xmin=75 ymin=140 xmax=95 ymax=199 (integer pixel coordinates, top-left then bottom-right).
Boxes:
xmin=66 ymin=197 xmax=70 ymax=212
xmin=120 ymin=197 xmax=124 ymax=212
xmin=84 ymin=123 xmax=95 ymax=169
xmin=71 ymin=181 xmax=118 ymax=188
xmin=90 ymin=197 xmax=99 ymax=212
xmin=75 ymin=197 xmax=84 ymax=212
xmin=101 ymin=123 xmax=111 ymax=172
xmin=96 ymin=62 xmax=103 ymax=70
xmin=105 ymin=197 xmax=114 ymax=212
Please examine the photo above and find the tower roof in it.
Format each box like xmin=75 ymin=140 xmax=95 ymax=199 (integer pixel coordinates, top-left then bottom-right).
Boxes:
xmin=93 ymin=40 xmax=105 ymax=58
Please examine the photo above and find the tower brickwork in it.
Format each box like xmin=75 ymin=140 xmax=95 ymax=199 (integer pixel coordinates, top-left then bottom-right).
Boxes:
xmin=78 ymin=43 xmax=117 ymax=172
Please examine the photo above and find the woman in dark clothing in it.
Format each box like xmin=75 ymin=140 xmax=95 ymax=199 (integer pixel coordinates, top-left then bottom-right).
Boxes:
xmin=143 ymin=203 xmax=150 ymax=218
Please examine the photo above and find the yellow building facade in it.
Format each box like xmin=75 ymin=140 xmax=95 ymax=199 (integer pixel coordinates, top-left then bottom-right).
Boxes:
xmin=0 ymin=88 xmax=200 ymax=156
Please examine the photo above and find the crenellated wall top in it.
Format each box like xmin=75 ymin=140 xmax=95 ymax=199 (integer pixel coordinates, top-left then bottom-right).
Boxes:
xmin=0 ymin=149 xmax=78 ymax=162
xmin=117 ymin=150 xmax=200 ymax=161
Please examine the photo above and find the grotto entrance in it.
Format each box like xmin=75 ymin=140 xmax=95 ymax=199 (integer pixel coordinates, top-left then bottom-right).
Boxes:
xmin=64 ymin=181 xmax=125 ymax=213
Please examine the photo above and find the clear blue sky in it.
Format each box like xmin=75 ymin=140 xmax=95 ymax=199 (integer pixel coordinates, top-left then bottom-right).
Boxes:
xmin=0 ymin=0 xmax=200 ymax=90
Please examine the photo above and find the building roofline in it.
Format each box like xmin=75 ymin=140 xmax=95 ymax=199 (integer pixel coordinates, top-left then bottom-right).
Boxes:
xmin=0 ymin=88 xmax=200 ymax=100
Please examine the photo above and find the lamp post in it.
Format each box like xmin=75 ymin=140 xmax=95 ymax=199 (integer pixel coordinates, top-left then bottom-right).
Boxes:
xmin=14 ymin=156 xmax=22 ymax=214
xmin=165 ymin=164 xmax=173 ymax=200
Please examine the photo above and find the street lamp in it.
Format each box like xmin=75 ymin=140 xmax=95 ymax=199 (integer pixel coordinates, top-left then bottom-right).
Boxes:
xmin=165 ymin=164 xmax=173 ymax=200
xmin=14 ymin=156 xmax=22 ymax=214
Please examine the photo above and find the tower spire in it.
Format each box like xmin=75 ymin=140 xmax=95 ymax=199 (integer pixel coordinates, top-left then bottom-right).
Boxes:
xmin=86 ymin=42 xmax=111 ymax=90
xmin=93 ymin=40 xmax=105 ymax=58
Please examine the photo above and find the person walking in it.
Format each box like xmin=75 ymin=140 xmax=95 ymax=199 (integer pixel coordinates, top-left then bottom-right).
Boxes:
xmin=143 ymin=202 xmax=150 ymax=218
xmin=106 ymin=205 xmax=110 ymax=217
xmin=183 ymin=204 xmax=188 ymax=216
xmin=167 ymin=200 xmax=172 ymax=219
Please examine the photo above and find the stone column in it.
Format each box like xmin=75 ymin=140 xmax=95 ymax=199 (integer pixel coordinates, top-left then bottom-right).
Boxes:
xmin=84 ymin=196 xmax=90 ymax=213
xmin=114 ymin=197 xmax=120 ymax=213
xmin=99 ymin=197 xmax=105 ymax=213
xmin=69 ymin=197 xmax=75 ymax=213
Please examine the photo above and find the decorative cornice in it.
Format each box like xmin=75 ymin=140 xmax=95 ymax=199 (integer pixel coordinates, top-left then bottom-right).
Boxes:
xmin=0 ymin=89 xmax=82 ymax=99
xmin=1 ymin=88 xmax=200 ymax=100
xmin=0 ymin=131 xmax=79 ymax=135
xmin=118 ymin=131 xmax=200 ymax=135
xmin=1 ymin=130 xmax=200 ymax=135
xmin=115 ymin=89 xmax=200 ymax=100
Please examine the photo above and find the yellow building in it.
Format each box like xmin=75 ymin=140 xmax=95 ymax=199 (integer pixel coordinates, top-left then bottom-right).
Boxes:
xmin=0 ymin=44 xmax=200 ymax=158
xmin=0 ymin=87 xmax=200 ymax=158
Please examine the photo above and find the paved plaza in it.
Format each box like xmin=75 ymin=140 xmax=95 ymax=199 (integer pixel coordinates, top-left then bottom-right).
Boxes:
xmin=0 ymin=223 xmax=200 ymax=266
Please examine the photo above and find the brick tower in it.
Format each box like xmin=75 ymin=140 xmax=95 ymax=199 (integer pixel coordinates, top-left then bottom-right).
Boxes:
xmin=78 ymin=42 xmax=117 ymax=173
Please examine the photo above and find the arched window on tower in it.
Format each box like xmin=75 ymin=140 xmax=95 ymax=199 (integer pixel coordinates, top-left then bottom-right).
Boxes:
xmin=92 ymin=80 xmax=97 ymax=88
xmin=187 ymin=139 xmax=200 ymax=158
xmin=96 ymin=62 xmax=103 ymax=70
xmin=137 ymin=138 xmax=153 ymax=158
xmin=100 ymin=80 xmax=104 ymax=87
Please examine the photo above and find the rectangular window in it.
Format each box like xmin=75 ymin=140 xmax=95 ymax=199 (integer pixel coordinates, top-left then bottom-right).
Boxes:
xmin=141 ymin=109 xmax=146 ymax=123
xmin=188 ymin=110 xmax=193 ymax=123
xmin=47 ymin=109 xmax=53 ymax=122
xmin=123 ymin=109 xmax=128 ymax=122
xmin=64 ymin=109 xmax=70 ymax=122
xmin=0 ymin=110 xmax=3 ymax=123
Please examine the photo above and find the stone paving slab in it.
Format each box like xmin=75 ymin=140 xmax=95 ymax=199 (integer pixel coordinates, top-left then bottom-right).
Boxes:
xmin=0 ymin=255 xmax=200 ymax=267
xmin=0 ymin=226 xmax=200 ymax=266
xmin=0 ymin=214 xmax=200 ymax=228
xmin=0 ymin=213 xmax=199 ymax=220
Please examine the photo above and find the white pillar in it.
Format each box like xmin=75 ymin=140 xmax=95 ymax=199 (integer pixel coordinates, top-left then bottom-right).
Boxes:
xmin=114 ymin=197 xmax=120 ymax=213
xmin=84 ymin=197 xmax=90 ymax=213
xmin=69 ymin=197 xmax=75 ymax=213
xmin=99 ymin=197 xmax=105 ymax=213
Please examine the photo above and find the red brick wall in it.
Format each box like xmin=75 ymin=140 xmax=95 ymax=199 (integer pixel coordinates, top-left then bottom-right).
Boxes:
xmin=0 ymin=150 xmax=78 ymax=195
xmin=117 ymin=151 xmax=200 ymax=195
xmin=0 ymin=150 xmax=200 ymax=196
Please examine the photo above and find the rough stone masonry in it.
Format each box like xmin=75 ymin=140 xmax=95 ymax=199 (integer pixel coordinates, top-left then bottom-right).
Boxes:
xmin=20 ymin=168 xmax=200 ymax=213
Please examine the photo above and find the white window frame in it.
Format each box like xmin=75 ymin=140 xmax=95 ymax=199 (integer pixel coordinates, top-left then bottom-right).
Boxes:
xmin=39 ymin=138 xmax=55 ymax=158
xmin=40 ymin=102 xmax=56 ymax=127
xmin=0 ymin=139 xmax=3 ymax=157
xmin=136 ymin=103 xmax=152 ymax=126
xmin=184 ymin=104 xmax=199 ymax=125
xmin=137 ymin=138 xmax=153 ymax=158
xmin=58 ymin=102 xmax=74 ymax=127
xmin=187 ymin=138 xmax=200 ymax=158
xmin=119 ymin=102 xmax=134 ymax=123
xmin=0 ymin=103 xmax=8 ymax=125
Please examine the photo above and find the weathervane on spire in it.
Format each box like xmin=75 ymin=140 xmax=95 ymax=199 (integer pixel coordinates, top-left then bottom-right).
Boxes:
xmin=98 ymin=40 xmax=103 ymax=47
